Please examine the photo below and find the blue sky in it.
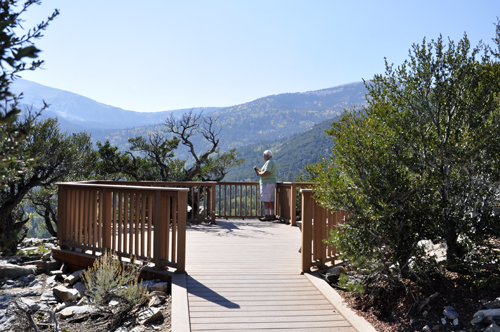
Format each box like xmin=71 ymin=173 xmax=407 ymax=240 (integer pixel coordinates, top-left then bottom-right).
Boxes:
xmin=18 ymin=0 xmax=500 ymax=112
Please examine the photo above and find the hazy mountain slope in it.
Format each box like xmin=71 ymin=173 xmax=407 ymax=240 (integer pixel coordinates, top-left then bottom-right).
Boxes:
xmin=223 ymin=118 xmax=337 ymax=182
xmin=11 ymin=79 xmax=221 ymax=130
xmin=90 ymin=82 xmax=367 ymax=154
xmin=212 ymin=82 xmax=366 ymax=148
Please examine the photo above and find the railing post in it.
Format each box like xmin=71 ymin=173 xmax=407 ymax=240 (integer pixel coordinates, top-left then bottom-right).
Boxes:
xmin=153 ymin=190 xmax=163 ymax=268
xmin=176 ymin=190 xmax=188 ymax=273
xmin=57 ymin=184 xmax=67 ymax=249
xmin=313 ymin=204 xmax=326 ymax=267
xmin=290 ymin=183 xmax=297 ymax=226
xmin=301 ymin=189 xmax=313 ymax=273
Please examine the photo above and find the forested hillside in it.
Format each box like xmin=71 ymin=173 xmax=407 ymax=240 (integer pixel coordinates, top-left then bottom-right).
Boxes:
xmin=89 ymin=82 xmax=367 ymax=157
xmin=223 ymin=118 xmax=337 ymax=182
xmin=211 ymin=82 xmax=366 ymax=148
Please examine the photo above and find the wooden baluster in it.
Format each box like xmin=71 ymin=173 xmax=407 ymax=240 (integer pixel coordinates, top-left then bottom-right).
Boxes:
xmin=141 ymin=193 xmax=146 ymax=257
xmin=91 ymin=190 xmax=97 ymax=255
xmin=118 ymin=192 xmax=123 ymax=256
xmin=102 ymin=188 xmax=112 ymax=252
xmin=153 ymin=190 xmax=163 ymax=268
xmin=147 ymin=194 xmax=153 ymax=257
xmin=301 ymin=189 xmax=313 ymax=272
xmin=165 ymin=195 xmax=171 ymax=264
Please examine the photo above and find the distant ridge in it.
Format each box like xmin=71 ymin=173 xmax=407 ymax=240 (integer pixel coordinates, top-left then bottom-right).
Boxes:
xmin=10 ymin=79 xmax=221 ymax=130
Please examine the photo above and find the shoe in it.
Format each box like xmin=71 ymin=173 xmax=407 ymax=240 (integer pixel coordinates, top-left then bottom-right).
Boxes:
xmin=259 ymin=215 xmax=272 ymax=222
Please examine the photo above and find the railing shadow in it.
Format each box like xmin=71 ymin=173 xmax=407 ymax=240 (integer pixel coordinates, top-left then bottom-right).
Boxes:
xmin=186 ymin=218 xmax=291 ymax=237
xmin=187 ymin=276 xmax=240 ymax=309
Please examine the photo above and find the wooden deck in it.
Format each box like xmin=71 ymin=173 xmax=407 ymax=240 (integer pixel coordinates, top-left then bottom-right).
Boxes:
xmin=182 ymin=218 xmax=360 ymax=332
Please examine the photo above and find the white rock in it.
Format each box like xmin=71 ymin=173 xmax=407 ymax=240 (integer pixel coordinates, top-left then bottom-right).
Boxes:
xmin=53 ymin=285 xmax=80 ymax=302
xmin=137 ymin=307 xmax=163 ymax=325
xmin=64 ymin=269 xmax=84 ymax=286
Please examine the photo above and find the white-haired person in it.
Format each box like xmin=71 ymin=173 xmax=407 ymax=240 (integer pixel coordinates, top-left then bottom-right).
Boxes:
xmin=254 ymin=150 xmax=277 ymax=221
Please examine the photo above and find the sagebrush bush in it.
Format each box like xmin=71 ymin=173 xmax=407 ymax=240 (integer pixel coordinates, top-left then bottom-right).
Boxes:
xmin=82 ymin=250 xmax=147 ymax=307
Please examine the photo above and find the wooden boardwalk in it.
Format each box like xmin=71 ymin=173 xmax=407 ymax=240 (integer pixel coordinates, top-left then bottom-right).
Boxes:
xmin=182 ymin=218 xmax=359 ymax=332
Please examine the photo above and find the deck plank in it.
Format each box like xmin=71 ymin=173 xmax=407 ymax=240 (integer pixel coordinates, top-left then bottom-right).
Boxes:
xmin=185 ymin=219 xmax=356 ymax=331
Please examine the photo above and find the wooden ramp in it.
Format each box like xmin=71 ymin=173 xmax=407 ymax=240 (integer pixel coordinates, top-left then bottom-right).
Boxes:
xmin=184 ymin=218 xmax=357 ymax=332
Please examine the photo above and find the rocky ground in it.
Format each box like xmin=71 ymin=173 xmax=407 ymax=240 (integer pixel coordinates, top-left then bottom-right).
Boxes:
xmin=320 ymin=266 xmax=500 ymax=332
xmin=0 ymin=238 xmax=172 ymax=332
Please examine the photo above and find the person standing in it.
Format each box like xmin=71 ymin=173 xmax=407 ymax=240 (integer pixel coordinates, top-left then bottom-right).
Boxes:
xmin=254 ymin=150 xmax=277 ymax=221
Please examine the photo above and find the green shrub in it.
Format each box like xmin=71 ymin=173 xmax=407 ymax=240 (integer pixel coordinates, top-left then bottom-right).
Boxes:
xmin=37 ymin=244 xmax=49 ymax=254
xmin=82 ymin=250 xmax=147 ymax=307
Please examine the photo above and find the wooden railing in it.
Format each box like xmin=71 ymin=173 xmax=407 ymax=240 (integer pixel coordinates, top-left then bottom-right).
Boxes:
xmin=57 ymin=182 xmax=188 ymax=272
xmin=276 ymin=182 xmax=315 ymax=226
xmin=80 ymin=181 xmax=315 ymax=223
xmin=300 ymin=189 xmax=348 ymax=272
xmin=57 ymin=181 xmax=344 ymax=274
xmin=79 ymin=181 xmax=216 ymax=224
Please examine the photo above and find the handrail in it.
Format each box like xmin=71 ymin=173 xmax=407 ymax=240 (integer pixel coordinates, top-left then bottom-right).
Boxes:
xmin=80 ymin=181 xmax=315 ymax=224
xmin=57 ymin=182 xmax=188 ymax=272
xmin=300 ymin=189 xmax=347 ymax=272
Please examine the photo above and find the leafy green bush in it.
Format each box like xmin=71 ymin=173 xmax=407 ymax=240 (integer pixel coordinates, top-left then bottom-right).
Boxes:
xmin=308 ymin=21 xmax=500 ymax=282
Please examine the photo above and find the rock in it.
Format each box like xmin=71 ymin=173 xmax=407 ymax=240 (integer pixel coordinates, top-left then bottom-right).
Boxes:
xmin=149 ymin=282 xmax=169 ymax=293
xmin=55 ymin=302 xmax=67 ymax=313
xmin=73 ymin=281 xmax=87 ymax=296
xmin=472 ymin=309 xmax=500 ymax=324
xmin=17 ymin=290 xmax=42 ymax=297
xmin=18 ymin=298 xmax=42 ymax=313
xmin=148 ymin=295 xmax=165 ymax=307
xmin=422 ymin=325 xmax=431 ymax=332
xmin=49 ymin=269 xmax=63 ymax=276
xmin=130 ymin=326 xmax=146 ymax=332
xmin=0 ymin=263 xmax=37 ymax=278
xmin=0 ymin=294 xmax=15 ymax=309
xmin=53 ymin=285 xmax=80 ymax=302
xmin=59 ymin=308 xmax=75 ymax=318
xmin=453 ymin=318 xmax=459 ymax=326
xmin=471 ymin=311 xmax=485 ymax=324
xmin=324 ymin=266 xmax=347 ymax=281
xmin=41 ymin=289 xmax=59 ymax=303
xmin=137 ymin=307 xmax=163 ymax=325
xmin=46 ymin=275 xmax=57 ymax=287
xmin=485 ymin=323 xmax=500 ymax=332
xmin=441 ymin=317 xmax=447 ymax=324
xmin=64 ymin=269 xmax=84 ymax=286
xmin=30 ymin=259 xmax=61 ymax=273
xmin=62 ymin=305 xmax=97 ymax=315
xmin=485 ymin=300 xmax=500 ymax=309
xmin=443 ymin=306 xmax=459 ymax=320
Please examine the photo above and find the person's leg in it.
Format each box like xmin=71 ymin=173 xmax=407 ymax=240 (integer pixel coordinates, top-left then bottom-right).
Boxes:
xmin=268 ymin=200 xmax=274 ymax=219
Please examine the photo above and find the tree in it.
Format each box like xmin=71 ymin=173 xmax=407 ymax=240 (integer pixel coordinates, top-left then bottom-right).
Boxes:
xmin=0 ymin=117 xmax=96 ymax=253
xmin=308 ymin=23 xmax=500 ymax=279
xmin=0 ymin=0 xmax=58 ymax=252
xmin=0 ymin=0 xmax=58 ymax=183
xmin=164 ymin=110 xmax=244 ymax=181
xmin=97 ymin=110 xmax=244 ymax=182
xmin=96 ymin=133 xmax=186 ymax=182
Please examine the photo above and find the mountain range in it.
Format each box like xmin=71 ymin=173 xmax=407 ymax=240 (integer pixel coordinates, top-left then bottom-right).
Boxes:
xmin=11 ymin=78 xmax=368 ymax=181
